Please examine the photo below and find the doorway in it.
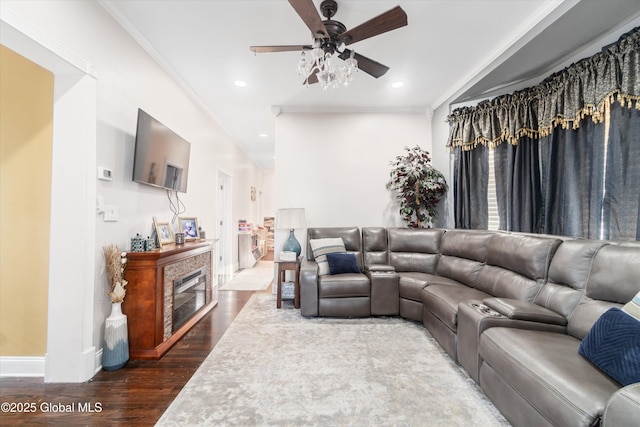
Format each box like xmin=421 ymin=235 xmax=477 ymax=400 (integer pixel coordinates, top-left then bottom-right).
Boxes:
xmin=217 ymin=170 xmax=233 ymax=285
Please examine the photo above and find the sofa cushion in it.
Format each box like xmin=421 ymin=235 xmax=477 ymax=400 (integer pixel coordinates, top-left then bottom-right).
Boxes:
xmin=397 ymin=272 xmax=442 ymax=301
xmin=534 ymin=240 xmax=606 ymax=318
xmin=318 ymin=273 xmax=370 ymax=298
xmin=484 ymin=234 xmax=561 ymax=281
xmin=568 ymin=244 xmax=640 ymax=340
xmin=585 ymin=245 xmax=640 ymax=304
xmin=362 ymin=227 xmax=388 ymax=267
xmin=422 ymin=284 xmax=491 ymax=331
xmin=310 ymin=238 xmax=346 ymax=276
xmin=480 ymin=328 xmax=620 ymax=427
xmin=387 ymin=228 xmax=443 ymax=273
xmin=579 ymin=308 xmax=640 ymax=386
xmin=326 ymin=252 xmax=360 ymax=275
xmin=474 ymin=234 xmax=561 ymax=301
xmin=436 ymin=231 xmax=493 ymax=288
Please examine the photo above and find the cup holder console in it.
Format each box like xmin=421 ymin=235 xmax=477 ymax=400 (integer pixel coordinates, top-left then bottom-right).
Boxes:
xmin=471 ymin=303 xmax=504 ymax=317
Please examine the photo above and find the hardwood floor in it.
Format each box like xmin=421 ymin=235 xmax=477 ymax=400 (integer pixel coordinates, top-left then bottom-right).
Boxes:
xmin=0 ymin=266 xmax=273 ymax=426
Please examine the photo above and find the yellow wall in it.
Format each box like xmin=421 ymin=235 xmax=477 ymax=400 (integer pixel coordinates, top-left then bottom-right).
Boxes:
xmin=0 ymin=45 xmax=53 ymax=356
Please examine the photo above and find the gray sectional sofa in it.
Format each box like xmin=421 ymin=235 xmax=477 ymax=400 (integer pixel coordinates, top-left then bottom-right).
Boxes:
xmin=299 ymin=227 xmax=640 ymax=427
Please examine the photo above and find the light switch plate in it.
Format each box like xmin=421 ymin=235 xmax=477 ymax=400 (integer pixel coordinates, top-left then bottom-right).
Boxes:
xmin=104 ymin=205 xmax=118 ymax=221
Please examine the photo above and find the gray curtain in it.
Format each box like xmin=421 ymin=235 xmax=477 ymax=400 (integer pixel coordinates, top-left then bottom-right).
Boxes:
xmin=453 ymin=145 xmax=488 ymax=229
xmin=602 ymin=102 xmax=640 ymax=240
xmin=539 ymin=118 xmax=605 ymax=238
xmin=494 ymin=137 xmax=542 ymax=233
xmin=448 ymin=27 xmax=640 ymax=239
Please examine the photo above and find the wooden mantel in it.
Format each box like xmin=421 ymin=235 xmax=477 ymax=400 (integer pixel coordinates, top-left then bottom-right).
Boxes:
xmin=123 ymin=241 xmax=217 ymax=360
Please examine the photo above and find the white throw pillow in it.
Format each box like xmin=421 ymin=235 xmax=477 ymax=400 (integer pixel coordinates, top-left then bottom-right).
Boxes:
xmin=309 ymin=238 xmax=346 ymax=276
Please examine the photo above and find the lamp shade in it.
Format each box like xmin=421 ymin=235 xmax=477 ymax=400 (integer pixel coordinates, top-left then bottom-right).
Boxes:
xmin=276 ymin=208 xmax=306 ymax=230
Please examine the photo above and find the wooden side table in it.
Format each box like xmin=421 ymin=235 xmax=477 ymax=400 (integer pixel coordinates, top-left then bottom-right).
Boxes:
xmin=276 ymin=257 xmax=301 ymax=309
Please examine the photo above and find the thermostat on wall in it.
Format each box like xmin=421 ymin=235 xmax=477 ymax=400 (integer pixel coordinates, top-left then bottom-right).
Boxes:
xmin=97 ymin=167 xmax=113 ymax=181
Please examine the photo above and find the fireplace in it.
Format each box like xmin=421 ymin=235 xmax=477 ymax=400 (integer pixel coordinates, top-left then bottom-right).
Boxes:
xmin=173 ymin=266 xmax=208 ymax=332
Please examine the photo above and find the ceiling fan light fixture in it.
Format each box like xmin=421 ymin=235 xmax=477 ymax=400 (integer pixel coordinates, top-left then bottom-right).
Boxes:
xmin=297 ymin=43 xmax=358 ymax=90
xmin=252 ymin=1 xmax=406 ymax=89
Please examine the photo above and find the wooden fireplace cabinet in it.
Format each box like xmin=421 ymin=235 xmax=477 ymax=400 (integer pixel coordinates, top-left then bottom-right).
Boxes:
xmin=122 ymin=241 xmax=217 ymax=359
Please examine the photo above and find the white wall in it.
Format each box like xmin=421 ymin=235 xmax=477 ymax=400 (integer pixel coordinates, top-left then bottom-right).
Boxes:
xmin=2 ymin=0 xmax=265 ymax=378
xmin=431 ymin=104 xmax=455 ymax=228
xmin=274 ymin=112 xmax=436 ymax=254
xmin=262 ymin=169 xmax=276 ymax=220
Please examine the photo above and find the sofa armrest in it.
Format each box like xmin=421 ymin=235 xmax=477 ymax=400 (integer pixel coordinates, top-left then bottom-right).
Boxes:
xmin=483 ymin=297 xmax=567 ymax=326
xmin=300 ymin=260 xmax=319 ymax=317
xmin=365 ymin=264 xmax=396 ymax=273
xmin=603 ymin=384 xmax=640 ymax=426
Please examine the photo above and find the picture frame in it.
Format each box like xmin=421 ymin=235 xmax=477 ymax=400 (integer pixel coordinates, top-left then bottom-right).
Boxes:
xmin=178 ymin=216 xmax=200 ymax=241
xmin=155 ymin=221 xmax=174 ymax=246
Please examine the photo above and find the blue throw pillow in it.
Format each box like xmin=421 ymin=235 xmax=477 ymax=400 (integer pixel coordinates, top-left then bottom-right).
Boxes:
xmin=578 ymin=307 xmax=640 ymax=386
xmin=325 ymin=252 xmax=360 ymax=275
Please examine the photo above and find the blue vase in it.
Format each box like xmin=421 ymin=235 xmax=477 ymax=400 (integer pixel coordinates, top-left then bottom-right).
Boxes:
xmin=282 ymin=229 xmax=301 ymax=258
xmin=102 ymin=302 xmax=129 ymax=371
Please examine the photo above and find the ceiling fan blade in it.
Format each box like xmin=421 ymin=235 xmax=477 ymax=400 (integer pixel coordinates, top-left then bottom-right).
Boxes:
xmin=340 ymin=6 xmax=408 ymax=45
xmin=250 ymin=45 xmax=312 ymax=53
xmin=339 ymin=49 xmax=389 ymax=78
xmin=288 ymin=0 xmax=328 ymax=37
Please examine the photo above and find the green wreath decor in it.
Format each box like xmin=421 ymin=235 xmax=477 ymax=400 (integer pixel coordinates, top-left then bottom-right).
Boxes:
xmin=386 ymin=145 xmax=448 ymax=228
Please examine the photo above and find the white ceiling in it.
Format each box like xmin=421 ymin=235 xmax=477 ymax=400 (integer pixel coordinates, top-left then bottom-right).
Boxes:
xmin=100 ymin=0 xmax=640 ymax=170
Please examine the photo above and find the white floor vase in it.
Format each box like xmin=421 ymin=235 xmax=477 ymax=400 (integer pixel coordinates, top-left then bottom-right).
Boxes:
xmin=102 ymin=302 xmax=129 ymax=371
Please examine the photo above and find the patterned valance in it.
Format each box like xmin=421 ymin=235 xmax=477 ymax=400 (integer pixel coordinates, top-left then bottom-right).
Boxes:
xmin=447 ymin=27 xmax=640 ymax=150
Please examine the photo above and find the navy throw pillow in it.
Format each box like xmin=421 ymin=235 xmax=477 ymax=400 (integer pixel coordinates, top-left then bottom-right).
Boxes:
xmin=325 ymin=252 xmax=360 ymax=275
xmin=578 ymin=307 xmax=640 ymax=386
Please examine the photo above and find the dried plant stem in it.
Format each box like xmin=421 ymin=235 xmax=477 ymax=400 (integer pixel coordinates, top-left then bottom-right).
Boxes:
xmin=103 ymin=244 xmax=128 ymax=303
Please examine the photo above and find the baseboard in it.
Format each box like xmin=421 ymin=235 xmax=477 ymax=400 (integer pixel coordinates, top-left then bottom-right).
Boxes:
xmin=0 ymin=356 xmax=45 ymax=377
xmin=94 ymin=348 xmax=103 ymax=375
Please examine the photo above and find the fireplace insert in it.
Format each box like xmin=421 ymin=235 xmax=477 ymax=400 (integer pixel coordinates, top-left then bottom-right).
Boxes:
xmin=173 ymin=266 xmax=207 ymax=332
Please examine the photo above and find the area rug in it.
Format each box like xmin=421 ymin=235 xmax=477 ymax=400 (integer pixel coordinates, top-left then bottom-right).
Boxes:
xmin=219 ymin=261 xmax=274 ymax=291
xmin=156 ymin=294 xmax=511 ymax=426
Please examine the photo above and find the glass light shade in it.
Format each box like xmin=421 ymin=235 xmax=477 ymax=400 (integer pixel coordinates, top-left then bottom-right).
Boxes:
xmin=297 ymin=42 xmax=358 ymax=90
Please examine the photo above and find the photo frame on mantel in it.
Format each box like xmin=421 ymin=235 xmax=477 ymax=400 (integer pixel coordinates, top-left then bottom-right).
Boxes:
xmin=179 ymin=216 xmax=200 ymax=241
xmin=155 ymin=221 xmax=174 ymax=246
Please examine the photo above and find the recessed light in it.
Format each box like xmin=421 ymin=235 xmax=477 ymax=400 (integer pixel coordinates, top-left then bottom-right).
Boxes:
xmin=234 ymin=80 xmax=247 ymax=87
xmin=392 ymin=81 xmax=404 ymax=89
xmin=259 ymin=133 xmax=268 ymax=138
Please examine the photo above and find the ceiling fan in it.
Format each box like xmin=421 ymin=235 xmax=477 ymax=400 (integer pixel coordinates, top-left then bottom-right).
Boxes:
xmin=250 ymin=0 xmax=408 ymax=86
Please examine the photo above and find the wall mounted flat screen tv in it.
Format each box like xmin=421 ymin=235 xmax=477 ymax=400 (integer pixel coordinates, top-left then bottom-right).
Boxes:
xmin=132 ymin=109 xmax=191 ymax=193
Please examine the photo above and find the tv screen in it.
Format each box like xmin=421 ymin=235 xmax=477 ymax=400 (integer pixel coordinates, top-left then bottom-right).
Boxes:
xmin=132 ymin=109 xmax=191 ymax=193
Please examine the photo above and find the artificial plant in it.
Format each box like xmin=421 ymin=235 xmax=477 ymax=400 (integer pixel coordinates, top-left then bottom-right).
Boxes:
xmin=386 ymin=145 xmax=447 ymax=228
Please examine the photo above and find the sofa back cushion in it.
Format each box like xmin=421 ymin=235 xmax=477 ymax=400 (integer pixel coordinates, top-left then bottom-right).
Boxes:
xmin=387 ymin=228 xmax=444 ymax=273
xmin=534 ymin=240 xmax=607 ymax=318
xmin=568 ymin=244 xmax=640 ymax=340
xmin=436 ymin=230 xmax=494 ymax=287
xmin=475 ymin=234 xmax=562 ymax=300
xmin=307 ymin=227 xmax=363 ymax=269
xmin=362 ymin=227 xmax=388 ymax=268
xmin=387 ymin=228 xmax=444 ymax=274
